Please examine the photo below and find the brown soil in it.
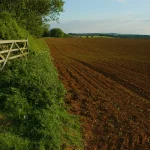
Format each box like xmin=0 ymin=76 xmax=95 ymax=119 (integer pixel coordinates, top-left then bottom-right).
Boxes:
xmin=45 ymin=38 xmax=150 ymax=150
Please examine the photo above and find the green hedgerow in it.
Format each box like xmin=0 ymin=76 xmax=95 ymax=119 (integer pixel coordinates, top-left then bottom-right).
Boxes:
xmin=0 ymin=46 xmax=83 ymax=149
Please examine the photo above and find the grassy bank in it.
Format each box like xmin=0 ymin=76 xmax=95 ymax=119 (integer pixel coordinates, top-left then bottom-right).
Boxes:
xmin=0 ymin=39 xmax=83 ymax=150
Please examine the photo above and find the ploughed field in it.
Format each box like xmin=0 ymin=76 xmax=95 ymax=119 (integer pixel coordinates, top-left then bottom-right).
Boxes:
xmin=45 ymin=38 xmax=150 ymax=150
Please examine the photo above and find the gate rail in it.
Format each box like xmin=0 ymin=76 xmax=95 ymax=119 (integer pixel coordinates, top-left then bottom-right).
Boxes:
xmin=0 ymin=39 xmax=28 ymax=70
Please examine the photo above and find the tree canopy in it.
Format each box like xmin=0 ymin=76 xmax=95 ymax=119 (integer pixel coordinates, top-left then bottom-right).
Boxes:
xmin=0 ymin=0 xmax=65 ymax=37
xmin=50 ymin=28 xmax=65 ymax=37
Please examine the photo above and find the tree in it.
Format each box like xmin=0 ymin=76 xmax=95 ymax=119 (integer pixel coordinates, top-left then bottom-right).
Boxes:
xmin=42 ymin=24 xmax=51 ymax=37
xmin=50 ymin=28 xmax=65 ymax=37
xmin=0 ymin=0 xmax=65 ymax=37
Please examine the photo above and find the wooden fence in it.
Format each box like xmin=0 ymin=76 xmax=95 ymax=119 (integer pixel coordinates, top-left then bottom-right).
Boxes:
xmin=0 ymin=39 xmax=28 ymax=70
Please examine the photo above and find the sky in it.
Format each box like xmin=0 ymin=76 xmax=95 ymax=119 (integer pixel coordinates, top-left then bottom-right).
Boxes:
xmin=50 ymin=0 xmax=150 ymax=34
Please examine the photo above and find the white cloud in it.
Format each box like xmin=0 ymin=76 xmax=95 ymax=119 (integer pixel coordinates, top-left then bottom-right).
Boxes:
xmin=117 ymin=0 xmax=127 ymax=3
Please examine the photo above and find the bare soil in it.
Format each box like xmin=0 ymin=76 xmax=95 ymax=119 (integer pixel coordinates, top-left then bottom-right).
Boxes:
xmin=45 ymin=38 xmax=150 ymax=150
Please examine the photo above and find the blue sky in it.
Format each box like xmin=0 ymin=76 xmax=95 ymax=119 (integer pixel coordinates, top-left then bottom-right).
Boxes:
xmin=50 ymin=0 xmax=150 ymax=34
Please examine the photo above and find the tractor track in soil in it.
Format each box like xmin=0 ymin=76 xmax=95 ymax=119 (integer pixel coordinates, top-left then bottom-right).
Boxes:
xmin=45 ymin=38 xmax=150 ymax=150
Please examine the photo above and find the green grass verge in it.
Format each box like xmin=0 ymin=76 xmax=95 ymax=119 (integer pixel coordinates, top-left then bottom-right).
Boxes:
xmin=0 ymin=39 xmax=83 ymax=150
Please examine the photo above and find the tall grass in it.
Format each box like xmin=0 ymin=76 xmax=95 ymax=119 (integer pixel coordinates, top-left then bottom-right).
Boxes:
xmin=0 ymin=38 xmax=83 ymax=149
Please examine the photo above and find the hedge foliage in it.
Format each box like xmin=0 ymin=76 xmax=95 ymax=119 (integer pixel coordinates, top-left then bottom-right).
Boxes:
xmin=0 ymin=46 xmax=83 ymax=149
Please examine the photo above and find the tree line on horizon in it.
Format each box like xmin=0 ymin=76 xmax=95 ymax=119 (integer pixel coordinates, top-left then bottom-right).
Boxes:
xmin=68 ymin=33 xmax=150 ymax=38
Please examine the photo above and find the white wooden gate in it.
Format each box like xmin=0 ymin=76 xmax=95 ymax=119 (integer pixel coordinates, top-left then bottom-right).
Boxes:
xmin=0 ymin=39 xmax=28 ymax=70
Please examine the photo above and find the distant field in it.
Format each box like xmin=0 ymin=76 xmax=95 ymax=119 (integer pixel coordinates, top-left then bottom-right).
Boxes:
xmin=45 ymin=38 xmax=150 ymax=150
